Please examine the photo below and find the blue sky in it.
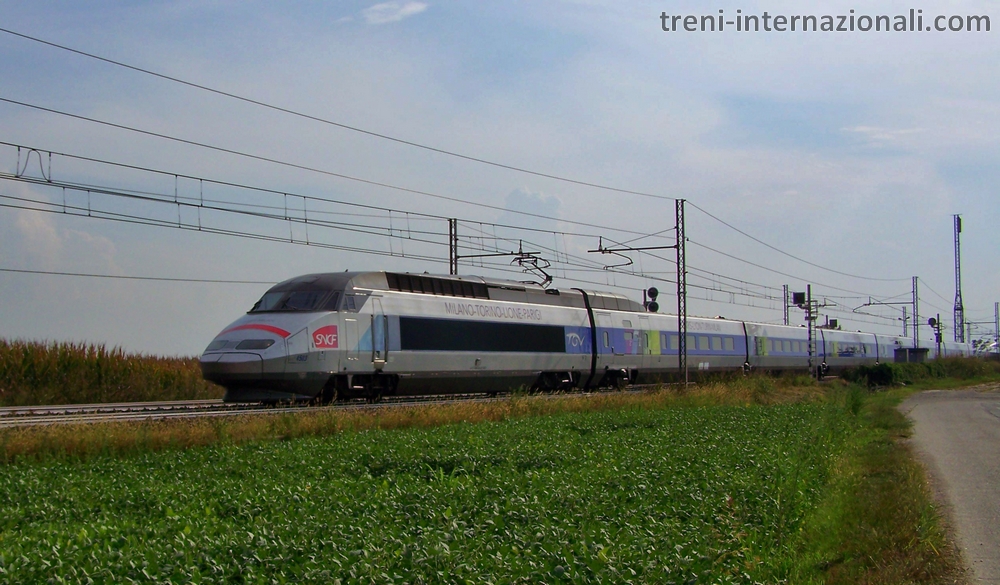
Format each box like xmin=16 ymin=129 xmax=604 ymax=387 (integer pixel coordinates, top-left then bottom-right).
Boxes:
xmin=0 ymin=1 xmax=997 ymax=354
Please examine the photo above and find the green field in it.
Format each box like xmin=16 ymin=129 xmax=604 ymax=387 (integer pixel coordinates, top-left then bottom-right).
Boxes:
xmin=0 ymin=401 xmax=857 ymax=584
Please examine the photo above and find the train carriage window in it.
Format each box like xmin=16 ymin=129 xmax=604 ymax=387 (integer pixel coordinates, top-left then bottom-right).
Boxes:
xmin=603 ymin=331 xmax=609 ymax=348
xmin=322 ymin=292 xmax=341 ymax=311
xmin=624 ymin=332 xmax=633 ymax=341
xmin=286 ymin=291 xmax=321 ymax=310
xmin=387 ymin=273 xmax=486 ymax=299
xmin=623 ymin=320 xmax=632 ymax=328
xmin=250 ymin=283 xmax=339 ymax=313
xmin=661 ymin=333 xmax=668 ymax=348
xmin=782 ymin=340 xmax=790 ymax=353
xmin=711 ymin=337 xmax=722 ymax=351
xmin=253 ymin=292 xmax=284 ymax=312
xmin=669 ymin=335 xmax=679 ymax=350
xmin=399 ymin=317 xmax=564 ymax=352
xmin=724 ymin=337 xmax=735 ymax=351
xmin=698 ymin=336 xmax=709 ymax=350
xmin=687 ymin=335 xmax=696 ymax=349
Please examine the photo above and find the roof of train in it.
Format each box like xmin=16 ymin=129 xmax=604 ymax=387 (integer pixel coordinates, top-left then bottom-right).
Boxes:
xmin=270 ymin=271 xmax=646 ymax=312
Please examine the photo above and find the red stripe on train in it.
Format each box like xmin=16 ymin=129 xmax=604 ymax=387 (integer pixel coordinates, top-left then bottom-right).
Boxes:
xmin=221 ymin=324 xmax=292 ymax=338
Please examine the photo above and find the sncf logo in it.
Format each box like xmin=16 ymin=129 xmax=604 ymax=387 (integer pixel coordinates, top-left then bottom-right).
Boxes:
xmin=313 ymin=325 xmax=339 ymax=349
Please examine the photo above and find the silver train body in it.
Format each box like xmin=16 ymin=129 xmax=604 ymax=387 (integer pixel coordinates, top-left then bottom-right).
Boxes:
xmin=200 ymin=272 xmax=972 ymax=402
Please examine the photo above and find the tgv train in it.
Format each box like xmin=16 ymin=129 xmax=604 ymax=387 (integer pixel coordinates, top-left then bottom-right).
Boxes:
xmin=200 ymin=271 xmax=972 ymax=402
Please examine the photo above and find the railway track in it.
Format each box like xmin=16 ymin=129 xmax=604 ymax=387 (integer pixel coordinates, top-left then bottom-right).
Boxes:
xmin=0 ymin=388 xmax=649 ymax=429
xmin=0 ymin=392 xmax=516 ymax=428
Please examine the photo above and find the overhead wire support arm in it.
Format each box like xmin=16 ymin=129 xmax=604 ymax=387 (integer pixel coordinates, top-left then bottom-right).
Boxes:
xmin=587 ymin=236 xmax=678 ymax=271
xmin=589 ymin=205 xmax=688 ymax=384
xmin=456 ymin=241 xmax=552 ymax=288
xmin=852 ymin=297 xmax=914 ymax=330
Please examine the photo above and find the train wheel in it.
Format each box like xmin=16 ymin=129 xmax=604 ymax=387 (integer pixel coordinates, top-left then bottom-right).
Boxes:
xmin=613 ymin=369 xmax=629 ymax=390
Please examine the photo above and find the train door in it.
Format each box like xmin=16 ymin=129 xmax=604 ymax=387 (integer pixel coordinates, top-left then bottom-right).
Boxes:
xmin=818 ymin=329 xmax=828 ymax=373
xmin=595 ymin=313 xmax=614 ymax=370
xmin=638 ymin=315 xmax=653 ymax=370
xmin=344 ymin=317 xmax=361 ymax=366
xmin=371 ymin=298 xmax=387 ymax=370
xmin=745 ymin=323 xmax=764 ymax=370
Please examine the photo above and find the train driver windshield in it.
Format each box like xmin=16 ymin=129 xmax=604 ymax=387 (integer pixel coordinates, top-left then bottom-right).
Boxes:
xmin=249 ymin=290 xmax=341 ymax=313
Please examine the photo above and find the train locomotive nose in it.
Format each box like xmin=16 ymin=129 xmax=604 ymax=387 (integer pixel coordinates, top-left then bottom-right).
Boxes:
xmin=200 ymin=319 xmax=333 ymax=403
xmin=199 ymin=344 xmax=267 ymax=383
xmin=199 ymin=326 xmax=290 ymax=398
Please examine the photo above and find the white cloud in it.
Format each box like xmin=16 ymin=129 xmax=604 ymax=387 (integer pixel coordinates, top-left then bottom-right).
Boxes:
xmin=842 ymin=125 xmax=925 ymax=147
xmin=362 ymin=2 xmax=427 ymax=25
xmin=14 ymin=210 xmax=63 ymax=267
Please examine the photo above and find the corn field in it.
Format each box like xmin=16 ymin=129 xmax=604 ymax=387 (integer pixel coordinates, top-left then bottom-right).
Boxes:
xmin=0 ymin=339 xmax=223 ymax=406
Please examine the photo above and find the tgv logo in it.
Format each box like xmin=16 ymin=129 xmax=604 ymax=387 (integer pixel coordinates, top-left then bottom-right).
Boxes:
xmin=313 ymin=325 xmax=339 ymax=349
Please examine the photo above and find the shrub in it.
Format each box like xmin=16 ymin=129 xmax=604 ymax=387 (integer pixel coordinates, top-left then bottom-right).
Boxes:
xmin=843 ymin=357 xmax=1000 ymax=388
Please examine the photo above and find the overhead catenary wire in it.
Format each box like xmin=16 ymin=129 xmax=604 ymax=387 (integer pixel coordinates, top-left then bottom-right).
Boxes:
xmin=0 ymin=26 xmax=678 ymax=203
xmin=919 ymin=280 xmax=955 ymax=307
xmin=0 ymin=143 xmax=929 ymax=334
xmin=0 ymin=28 xmax=930 ymax=291
xmin=687 ymin=201 xmax=912 ymax=283
xmin=1 ymin=26 xmax=923 ymax=291
xmin=0 ymin=267 xmax=275 ymax=284
xmin=2 ymin=185 xmax=796 ymax=312
xmin=0 ymin=194 xmax=448 ymax=264
xmin=0 ymin=183 xmax=915 ymax=337
xmin=0 ymin=139 xmax=670 ymax=241
xmin=4 ymin=141 xmax=801 ymax=307
xmin=457 ymin=225 xmax=785 ymax=303
xmin=687 ymin=239 xmax=904 ymax=298
xmin=0 ymin=98 xmax=683 ymax=238
xmin=0 ymin=176 xmax=450 ymax=249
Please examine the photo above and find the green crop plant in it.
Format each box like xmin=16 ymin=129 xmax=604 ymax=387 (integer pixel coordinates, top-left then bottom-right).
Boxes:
xmin=0 ymin=402 xmax=856 ymax=584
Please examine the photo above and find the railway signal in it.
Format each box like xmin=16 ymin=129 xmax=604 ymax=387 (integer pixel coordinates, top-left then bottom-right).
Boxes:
xmin=645 ymin=287 xmax=659 ymax=313
xmin=929 ymin=315 xmax=943 ymax=356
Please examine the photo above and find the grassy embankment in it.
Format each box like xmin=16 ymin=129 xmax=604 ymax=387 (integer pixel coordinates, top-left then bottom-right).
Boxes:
xmin=0 ymin=339 xmax=223 ymax=406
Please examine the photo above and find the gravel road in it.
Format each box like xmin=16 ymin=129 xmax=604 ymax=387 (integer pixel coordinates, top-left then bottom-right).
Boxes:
xmin=900 ymin=384 xmax=1000 ymax=584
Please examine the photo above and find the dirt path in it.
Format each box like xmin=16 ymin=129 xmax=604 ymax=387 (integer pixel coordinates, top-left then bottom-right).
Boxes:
xmin=900 ymin=384 xmax=1000 ymax=584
